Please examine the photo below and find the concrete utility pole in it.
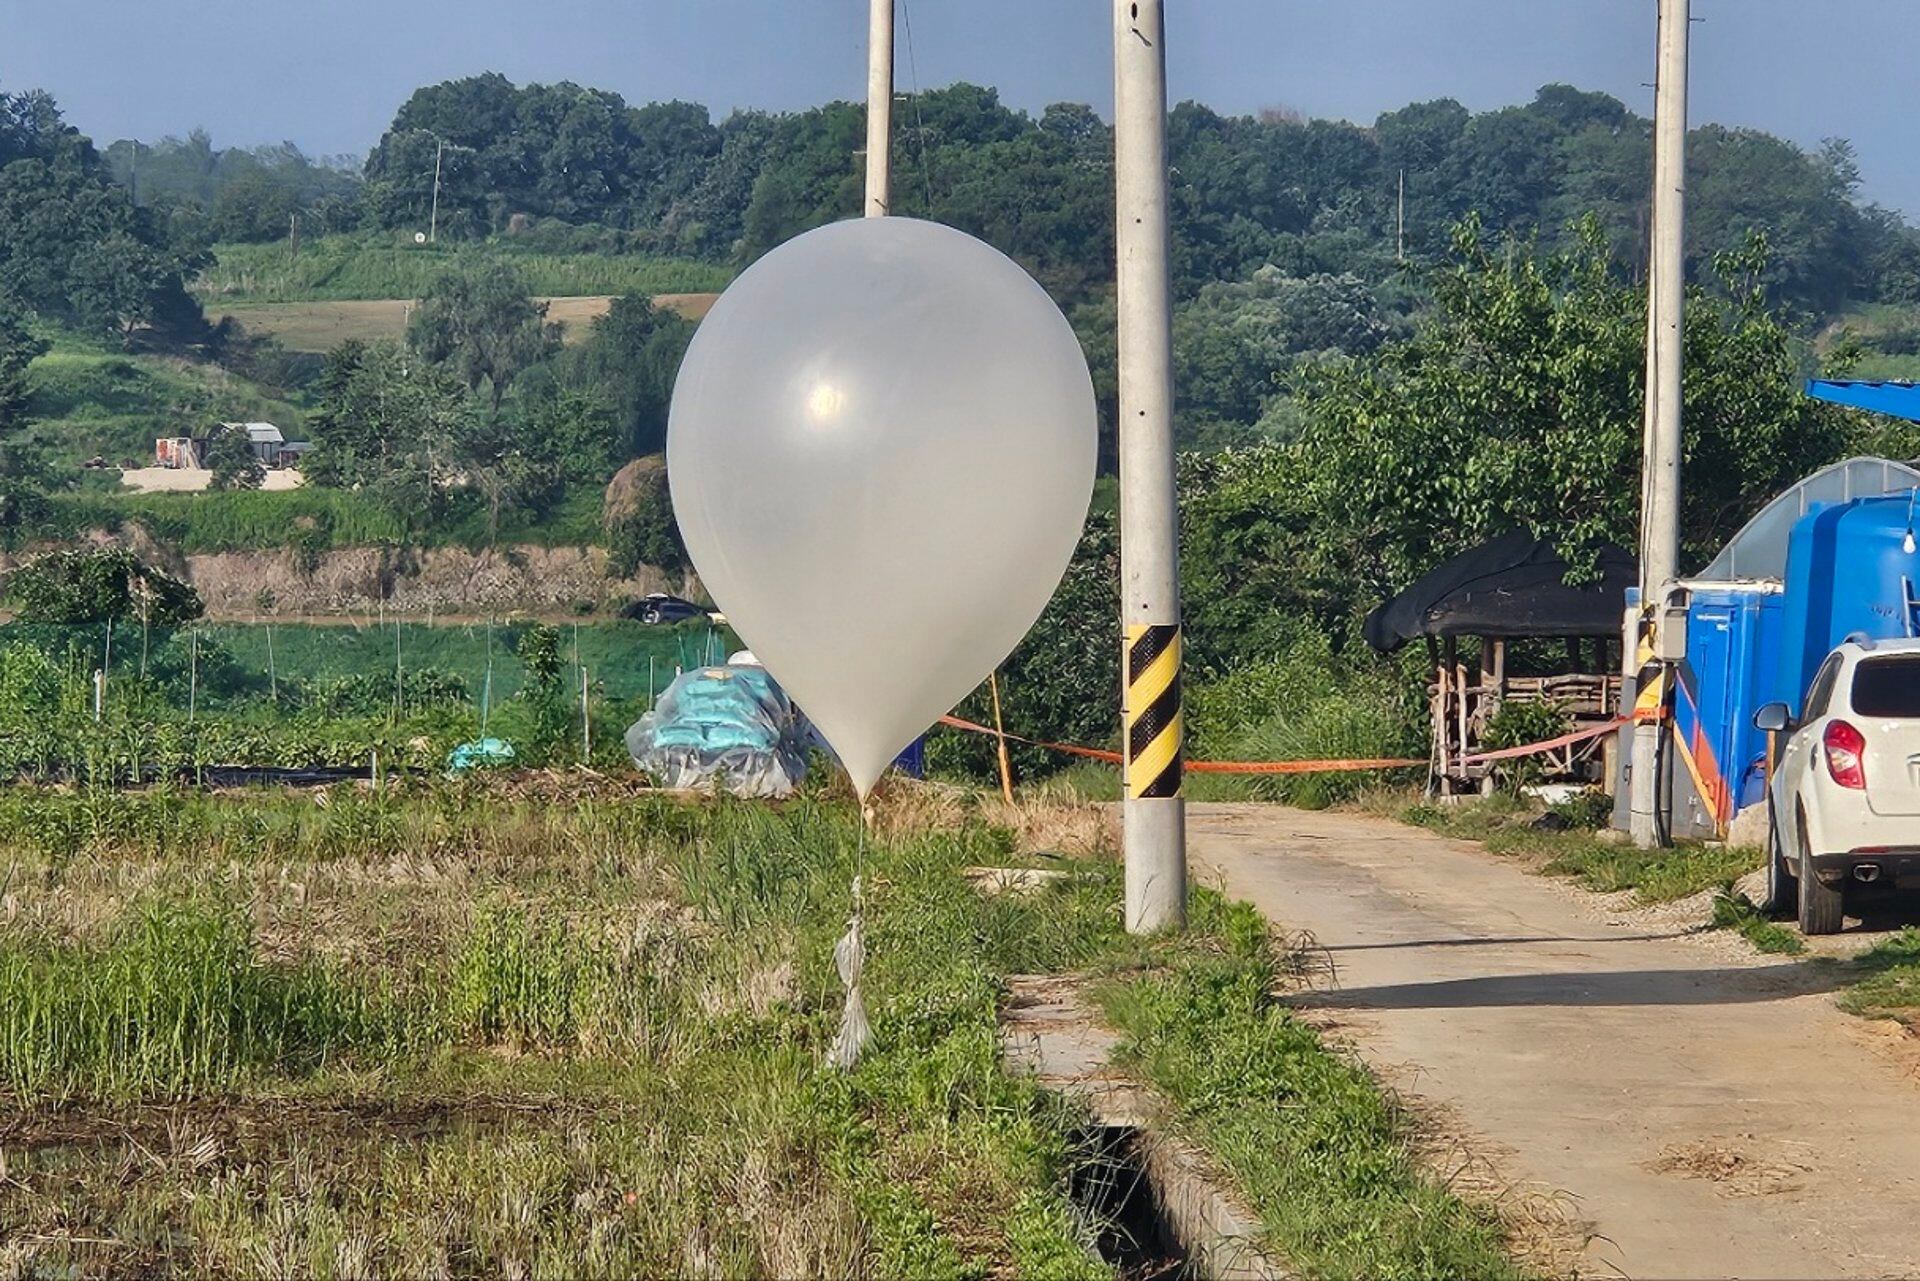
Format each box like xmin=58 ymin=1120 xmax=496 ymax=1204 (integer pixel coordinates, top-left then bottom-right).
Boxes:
xmin=1629 ymin=0 xmax=1691 ymax=849
xmin=865 ymin=0 xmax=894 ymax=217
xmin=1114 ymin=0 xmax=1186 ymax=932
xmin=429 ymin=138 xmax=444 ymax=243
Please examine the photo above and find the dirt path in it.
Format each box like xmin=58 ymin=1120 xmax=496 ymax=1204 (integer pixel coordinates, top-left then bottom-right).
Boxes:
xmin=1191 ymin=802 xmax=1920 ymax=1281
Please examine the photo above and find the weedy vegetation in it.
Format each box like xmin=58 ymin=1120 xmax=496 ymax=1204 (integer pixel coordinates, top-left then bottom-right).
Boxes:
xmin=0 ymin=779 xmax=1534 ymax=1279
xmin=197 ymin=234 xmax=733 ymax=304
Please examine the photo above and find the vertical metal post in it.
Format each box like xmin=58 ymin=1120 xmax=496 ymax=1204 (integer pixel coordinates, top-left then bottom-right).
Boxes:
xmin=1115 ymin=0 xmax=1186 ymax=932
xmin=865 ymin=0 xmax=894 ymax=217
xmin=1630 ymin=0 xmax=1691 ymax=848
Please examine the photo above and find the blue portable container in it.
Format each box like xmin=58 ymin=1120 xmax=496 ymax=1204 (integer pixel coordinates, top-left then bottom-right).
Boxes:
xmin=1670 ymin=492 xmax=1919 ymax=831
xmin=1775 ymin=493 xmax=1920 ymax=714
xmin=1675 ymin=588 xmax=1784 ymax=823
xmin=1626 ymin=460 xmax=1920 ymax=838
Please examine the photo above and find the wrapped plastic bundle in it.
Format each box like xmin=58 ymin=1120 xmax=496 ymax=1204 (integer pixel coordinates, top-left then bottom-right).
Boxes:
xmin=625 ymin=663 xmax=809 ymax=797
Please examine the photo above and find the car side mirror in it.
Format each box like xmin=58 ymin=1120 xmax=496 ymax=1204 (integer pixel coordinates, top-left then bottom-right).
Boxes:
xmin=1753 ymin=703 xmax=1791 ymax=733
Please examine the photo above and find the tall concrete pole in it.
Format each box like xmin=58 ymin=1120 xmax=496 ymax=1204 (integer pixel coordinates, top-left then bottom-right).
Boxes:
xmin=1629 ymin=0 xmax=1691 ymax=848
xmin=1114 ymin=0 xmax=1186 ymax=932
xmin=429 ymin=138 xmax=443 ymax=243
xmin=864 ymin=0 xmax=893 ymax=217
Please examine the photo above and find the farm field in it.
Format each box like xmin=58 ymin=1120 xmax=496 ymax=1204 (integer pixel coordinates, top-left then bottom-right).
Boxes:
xmin=195 ymin=235 xmax=733 ymax=304
xmin=209 ymin=292 xmax=719 ymax=353
xmin=0 ymin=615 xmax=727 ymax=720
xmin=0 ymin=778 xmax=1528 ymax=1279
xmin=198 ymin=616 xmax=732 ymax=703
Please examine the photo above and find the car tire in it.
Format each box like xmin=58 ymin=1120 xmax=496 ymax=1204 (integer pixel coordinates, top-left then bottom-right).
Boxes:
xmin=1759 ymin=795 xmax=1796 ymax=919
xmin=1796 ymin=811 xmax=1844 ymax=936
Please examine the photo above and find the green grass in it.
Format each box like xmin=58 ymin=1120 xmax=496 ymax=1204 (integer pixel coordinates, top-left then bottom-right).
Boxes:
xmin=24 ymin=342 xmax=308 ymax=469
xmin=1399 ymin=794 xmax=1761 ymax=903
xmin=198 ymin=233 xmax=733 ymax=303
xmin=1709 ymin=892 xmax=1807 ymax=955
xmin=1838 ymin=928 xmax=1920 ymax=1023
xmin=0 ymin=901 xmax=394 ymax=1099
xmin=42 ymin=482 xmax=607 ymax=552
xmin=0 ymin=787 xmax=1110 ymax=1275
xmin=1099 ymin=896 xmax=1529 ymax=1281
xmin=0 ymin=780 xmax=1534 ymax=1279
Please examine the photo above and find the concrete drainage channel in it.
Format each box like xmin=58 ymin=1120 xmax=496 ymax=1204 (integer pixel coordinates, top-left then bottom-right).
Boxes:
xmin=1000 ymin=974 xmax=1288 ymax=1280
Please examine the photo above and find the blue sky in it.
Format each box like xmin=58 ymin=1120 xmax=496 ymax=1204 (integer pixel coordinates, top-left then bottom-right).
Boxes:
xmin=3 ymin=0 xmax=1915 ymax=216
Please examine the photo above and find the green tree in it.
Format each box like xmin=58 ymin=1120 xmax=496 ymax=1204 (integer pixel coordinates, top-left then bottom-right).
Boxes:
xmin=203 ymin=422 xmax=264 ymax=491
xmin=603 ymin=456 xmax=684 ymax=576
xmin=0 ymin=293 xmax=49 ymax=538
xmin=0 ymin=87 xmax=207 ymax=346
xmin=305 ymin=339 xmax=470 ymax=523
xmin=407 ymin=262 xmax=560 ymax=411
xmin=1288 ymin=218 xmax=1886 ymax=606
xmin=1173 ymin=269 xmax=1395 ymax=444
xmin=560 ymin=294 xmax=691 ymax=457
xmin=8 ymin=547 xmax=202 ymax=625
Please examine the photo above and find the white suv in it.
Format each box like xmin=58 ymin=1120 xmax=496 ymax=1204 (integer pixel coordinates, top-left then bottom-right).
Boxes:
xmin=1755 ymin=637 xmax=1920 ymax=934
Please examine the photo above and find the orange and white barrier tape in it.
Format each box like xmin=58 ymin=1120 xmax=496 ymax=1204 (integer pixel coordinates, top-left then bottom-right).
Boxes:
xmin=936 ymin=712 xmax=1634 ymax=776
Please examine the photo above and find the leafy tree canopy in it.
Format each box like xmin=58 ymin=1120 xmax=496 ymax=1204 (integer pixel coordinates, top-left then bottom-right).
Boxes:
xmin=0 ymin=87 xmax=207 ymax=346
xmin=304 ymin=338 xmax=472 ymax=523
xmin=0 ymin=293 xmax=49 ymax=538
xmin=1285 ymin=218 xmax=1910 ymax=607
xmin=8 ymin=547 xmax=203 ymax=626
xmin=406 ymin=262 xmax=560 ymax=411
xmin=204 ymin=422 xmax=265 ymax=491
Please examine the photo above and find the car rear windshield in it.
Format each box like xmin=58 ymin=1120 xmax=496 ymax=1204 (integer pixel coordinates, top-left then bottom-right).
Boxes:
xmin=1851 ymin=655 xmax=1920 ymax=717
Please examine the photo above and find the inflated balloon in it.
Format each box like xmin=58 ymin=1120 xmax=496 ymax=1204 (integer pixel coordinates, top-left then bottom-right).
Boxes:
xmin=668 ymin=217 xmax=1097 ymax=797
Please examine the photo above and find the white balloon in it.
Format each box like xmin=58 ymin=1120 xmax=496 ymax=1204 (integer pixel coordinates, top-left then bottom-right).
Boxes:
xmin=668 ymin=217 xmax=1097 ymax=797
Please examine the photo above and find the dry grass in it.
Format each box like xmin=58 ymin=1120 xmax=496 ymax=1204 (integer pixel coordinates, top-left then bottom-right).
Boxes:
xmin=868 ymin=777 xmax=1116 ymax=860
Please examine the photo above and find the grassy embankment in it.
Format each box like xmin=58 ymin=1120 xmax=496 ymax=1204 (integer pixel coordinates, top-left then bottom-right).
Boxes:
xmin=0 ymin=780 xmax=1530 ymax=1280
xmin=198 ymin=233 xmax=734 ymax=303
xmin=40 ymin=483 xmax=607 ymax=555
xmin=199 ymin=233 xmax=732 ymax=352
xmin=23 ymin=327 xmax=307 ymax=471
xmin=1818 ymin=301 xmax=1920 ymax=383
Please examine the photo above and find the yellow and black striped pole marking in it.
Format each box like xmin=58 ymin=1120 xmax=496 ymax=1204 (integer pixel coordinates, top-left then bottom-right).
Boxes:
xmin=1633 ymin=607 xmax=1668 ymax=724
xmin=1125 ymin=623 xmax=1183 ymax=800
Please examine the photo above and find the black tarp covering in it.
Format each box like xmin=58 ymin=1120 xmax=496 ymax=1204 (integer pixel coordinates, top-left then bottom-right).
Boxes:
xmin=1363 ymin=529 xmax=1638 ymax=653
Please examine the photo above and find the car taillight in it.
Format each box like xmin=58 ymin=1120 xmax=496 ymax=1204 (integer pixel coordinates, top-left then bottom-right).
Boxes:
xmin=1825 ymin=719 xmax=1867 ymax=790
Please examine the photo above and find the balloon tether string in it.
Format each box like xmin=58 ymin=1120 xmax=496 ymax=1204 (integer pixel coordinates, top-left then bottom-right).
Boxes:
xmin=829 ymin=797 xmax=875 ymax=1070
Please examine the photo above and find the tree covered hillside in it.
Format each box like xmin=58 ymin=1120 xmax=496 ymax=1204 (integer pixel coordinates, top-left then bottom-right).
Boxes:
xmin=100 ymin=75 xmax=1920 ymax=328
xmin=332 ymin=76 xmax=1920 ymax=323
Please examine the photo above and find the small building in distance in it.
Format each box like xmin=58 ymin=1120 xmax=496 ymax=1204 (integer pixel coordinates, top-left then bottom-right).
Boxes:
xmin=155 ymin=422 xmax=311 ymax=470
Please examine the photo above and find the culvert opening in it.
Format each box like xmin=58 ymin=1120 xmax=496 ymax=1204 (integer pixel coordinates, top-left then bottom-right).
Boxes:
xmin=1069 ymin=1124 xmax=1186 ymax=1279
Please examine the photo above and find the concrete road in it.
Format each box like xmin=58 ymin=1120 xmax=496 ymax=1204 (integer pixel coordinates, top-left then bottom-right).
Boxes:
xmin=1191 ymin=803 xmax=1920 ymax=1281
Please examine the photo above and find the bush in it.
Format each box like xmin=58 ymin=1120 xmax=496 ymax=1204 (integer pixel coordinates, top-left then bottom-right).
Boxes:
xmin=603 ymin=457 xmax=685 ymax=576
xmin=203 ymin=423 xmax=265 ymax=491
xmin=1481 ymin=698 xmax=1573 ymax=792
xmin=7 ymin=548 xmax=203 ymax=626
xmin=1189 ymin=631 xmax=1424 ymax=808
